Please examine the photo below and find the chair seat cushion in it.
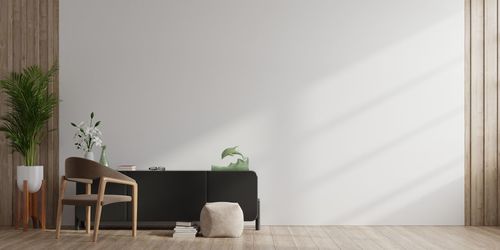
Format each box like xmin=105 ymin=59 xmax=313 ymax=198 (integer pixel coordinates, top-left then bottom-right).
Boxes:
xmin=200 ymin=202 xmax=244 ymax=238
xmin=62 ymin=194 xmax=132 ymax=206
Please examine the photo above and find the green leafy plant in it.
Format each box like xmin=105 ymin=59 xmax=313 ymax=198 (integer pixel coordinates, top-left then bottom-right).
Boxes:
xmin=212 ymin=146 xmax=249 ymax=171
xmin=0 ymin=64 xmax=58 ymax=166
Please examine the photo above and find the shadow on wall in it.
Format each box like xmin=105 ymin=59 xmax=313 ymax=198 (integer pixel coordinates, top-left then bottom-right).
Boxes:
xmin=60 ymin=0 xmax=463 ymax=225
xmin=307 ymin=107 xmax=462 ymax=188
xmin=330 ymin=157 xmax=462 ymax=224
xmin=373 ymin=178 xmax=464 ymax=225
xmin=61 ymin=0 xmax=460 ymax=166
xmin=263 ymin=104 xmax=463 ymax=224
xmin=258 ymin=57 xmax=462 ymax=192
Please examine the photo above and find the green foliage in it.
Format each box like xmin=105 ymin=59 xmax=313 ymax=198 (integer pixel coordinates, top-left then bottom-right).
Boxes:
xmin=0 ymin=64 xmax=58 ymax=166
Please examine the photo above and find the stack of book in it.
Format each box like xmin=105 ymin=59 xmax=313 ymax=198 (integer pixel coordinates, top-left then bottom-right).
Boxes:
xmin=117 ymin=165 xmax=137 ymax=171
xmin=173 ymin=222 xmax=198 ymax=238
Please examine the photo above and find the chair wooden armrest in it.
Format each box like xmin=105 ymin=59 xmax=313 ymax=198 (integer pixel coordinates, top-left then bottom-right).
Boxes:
xmin=95 ymin=176 xmax=138 ymax=240
xmin=102 ymin=177 xmax=136 ymax=187
xmin=65 ymin=177 xmax=93 ymax=184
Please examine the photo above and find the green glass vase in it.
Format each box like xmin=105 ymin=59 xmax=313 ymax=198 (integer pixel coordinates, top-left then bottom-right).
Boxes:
xmin=99 ymin=145 xmax=109 ymax=167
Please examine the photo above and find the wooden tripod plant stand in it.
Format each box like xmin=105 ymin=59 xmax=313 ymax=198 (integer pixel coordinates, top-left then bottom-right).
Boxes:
xmin=15 ymin=180 xmax=47 ymax=231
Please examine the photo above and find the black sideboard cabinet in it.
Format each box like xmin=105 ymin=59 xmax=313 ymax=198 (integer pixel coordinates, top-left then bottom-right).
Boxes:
xmin=75 ymin=171 xmax=260 ymax=230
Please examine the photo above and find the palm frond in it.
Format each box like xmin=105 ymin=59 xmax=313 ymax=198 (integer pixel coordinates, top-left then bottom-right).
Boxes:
xmin=0 ymin=63 xmax=58 ymax=166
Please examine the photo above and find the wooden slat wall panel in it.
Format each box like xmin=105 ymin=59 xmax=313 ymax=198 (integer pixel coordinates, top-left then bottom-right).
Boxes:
xmin=466 ymin=0 xmax=500 ymax=226
xmin=465 ymin=0 xmax=472 ymax=227
xmin=47 ymin=0 xmax=59 ymax=228
xmin=10 ymin=0 xmax=22 ymax=227
xmin=470 ymin=0 xmax=486 ymax=226
xmin=0 ymin=0 xmax=59 ymax=227
xmin=497 ymin=0 xmax=500 ymax=226
xmin=0 ymin=0 xmax=14 ymax=226
xmin=484 ymin=0 xmax=498 ymax=226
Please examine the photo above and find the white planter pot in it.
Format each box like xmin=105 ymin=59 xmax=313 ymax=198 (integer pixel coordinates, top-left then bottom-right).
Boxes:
xmin=84 ymin=151 xmax=94 ymax=161
xmin=17 ymin=165 xmax=44 ymax=193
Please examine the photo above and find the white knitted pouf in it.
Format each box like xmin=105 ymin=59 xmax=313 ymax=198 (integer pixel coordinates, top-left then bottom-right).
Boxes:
xmin=200 ymin=202 xmax=244 ymax=238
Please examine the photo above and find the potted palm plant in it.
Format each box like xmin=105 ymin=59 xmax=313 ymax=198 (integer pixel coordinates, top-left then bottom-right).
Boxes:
xmin=0 ymin=64 xmax=58 ymax=193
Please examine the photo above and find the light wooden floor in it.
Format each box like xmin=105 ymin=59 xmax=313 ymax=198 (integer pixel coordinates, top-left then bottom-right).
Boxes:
xmin=1 ymin=226 xmax=500 ymax=249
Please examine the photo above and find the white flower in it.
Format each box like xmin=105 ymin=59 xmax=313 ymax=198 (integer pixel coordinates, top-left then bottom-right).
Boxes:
xmin=90 ymin=127 xmax=102 ymax=136
xmin=72 ymin=114 xmax=104 ymax=152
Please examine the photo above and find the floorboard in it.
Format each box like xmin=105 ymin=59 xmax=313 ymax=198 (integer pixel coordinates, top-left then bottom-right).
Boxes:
xmin=0 ymin=226 xmax=500 ymax=249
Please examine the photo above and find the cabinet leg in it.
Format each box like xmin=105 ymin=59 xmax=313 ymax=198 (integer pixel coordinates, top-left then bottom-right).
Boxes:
xmin=75 ymin=218 xmax=81 ymax=231
xmin=256 ymin=198 xmax=260 ymax=231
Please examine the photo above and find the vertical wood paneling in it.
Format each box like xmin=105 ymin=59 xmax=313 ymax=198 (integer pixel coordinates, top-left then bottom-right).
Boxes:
xmin=6 ymin=0 xmax=14 ymax=227
xmin=9 ymin=0 xmax=21 ymax=228
xmin=465 ymin=0 xmax=472 ymax=227
xmin=47 ymin=0 xmax=59 ymax=227
xmin=484 ymin=0 xmax=498 ymax=226
xmin=497 ymin=0 xmax=500 ymax=226
xmin=25 ymin=0 xmax=38 ymax=65
xmin=466 ymin=0 xmax=500 ymax=226
xmin=0 ymin=0 xmax=59 ymax=227
xmin=38 ymin=1 xmax=49 ymax=218
xmin=470 ymin=0 xmax=485 ymax=226
xmin=0 ymin=0 xmax=13 ymax=226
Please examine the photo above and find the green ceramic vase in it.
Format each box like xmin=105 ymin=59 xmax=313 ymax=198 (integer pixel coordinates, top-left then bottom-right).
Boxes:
xmin=99 ymin=145 xmax=109 ymax=167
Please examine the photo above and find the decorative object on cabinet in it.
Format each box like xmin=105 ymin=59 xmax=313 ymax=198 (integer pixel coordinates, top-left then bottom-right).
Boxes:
xmin=71 ymin=112 xmax=103 ymax=161
xmin=99 ymin=145 xmax=109 ymax=167
xmin=211 ymin=146 xmax=249 ymax=171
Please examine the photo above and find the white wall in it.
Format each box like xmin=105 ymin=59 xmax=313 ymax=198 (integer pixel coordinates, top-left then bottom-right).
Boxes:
xmin=60 ymin=0 xmax=464 ymax=225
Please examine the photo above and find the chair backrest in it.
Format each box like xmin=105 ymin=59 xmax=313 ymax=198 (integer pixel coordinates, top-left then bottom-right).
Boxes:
xmin=65 ymin=157 xmax=135 ymax=183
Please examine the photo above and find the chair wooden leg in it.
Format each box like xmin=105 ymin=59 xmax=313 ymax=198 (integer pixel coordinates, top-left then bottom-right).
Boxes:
xmin=23 ymin=181 xmax=29 ymax=232
xmin=85 ymin=183 xmax=91 ymax=234
xmin=56 ymin=177 xmax=66 ymax=239
xmin=93 ymin=178 xmax=107 ymax=242
xmin=55 ymin=199 xmax=63 ymax=239
xmin=85 ymin=206 xmax=91 ymax=234
xmin=132 ymin=184 xmax=137 ymax=237
xmin=93 ymin=204 xmax=103 ymax=242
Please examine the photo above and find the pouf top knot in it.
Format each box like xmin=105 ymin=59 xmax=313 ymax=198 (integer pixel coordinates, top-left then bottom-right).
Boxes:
xmin=200 ymin=202 xmax=244 ymax=238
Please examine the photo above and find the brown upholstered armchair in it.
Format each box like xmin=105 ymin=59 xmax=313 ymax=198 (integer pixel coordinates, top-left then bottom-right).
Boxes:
xmin=56 ymin=157 xmax=138 ymax=242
